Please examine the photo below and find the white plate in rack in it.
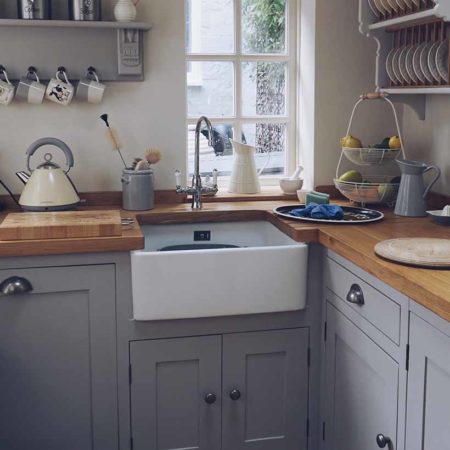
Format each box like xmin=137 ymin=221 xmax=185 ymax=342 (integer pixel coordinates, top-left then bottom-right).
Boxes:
xmin=395 ymin=0 xmax=407 ymax=11
xmin=428 ymin=41 xmax=442 ymax=82
xmin=386 ymin=48 xmax=399 ymax=83
xmin=373 ymin=0 xmax=387 ymax=14
xmin=368 ymin=0 xmax=380 ymax=16
xmin=436 ymin=40 xmax=449 ymax=82
xmin=420 ymin=41 xmax=434 ymax=83
xmin=392 ymin=47 xmax=405 ymax=83
xmin=405 ymin=44 xmax=419 ymax=83
xmin=413 ymin=42 xmax=427 ymax=83
xmin=386 ymin=0 xmax=399 ymax=12
xmin=399 ymin=46 xmax=412 ymax=84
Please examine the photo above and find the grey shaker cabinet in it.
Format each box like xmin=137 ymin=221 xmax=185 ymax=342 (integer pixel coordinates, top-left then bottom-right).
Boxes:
xmin=129 ymin=335 xmax=222 ymax=450
xmin=323 ymin=303 xmax=399 ymax=450
xmin=405 ymin=313 xmax=450 ymax=450
xmin=129 ymin=328 xmax=309 ymax=450
xmin=0 ymin=265 xmax=118 ymax=450
xmin=222 ymin=328 xmax=309 ymax=450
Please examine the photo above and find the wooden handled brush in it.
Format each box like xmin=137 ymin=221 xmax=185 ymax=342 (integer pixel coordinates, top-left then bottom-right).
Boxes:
xmin=100 ymin=114 xmax=128 ymax=168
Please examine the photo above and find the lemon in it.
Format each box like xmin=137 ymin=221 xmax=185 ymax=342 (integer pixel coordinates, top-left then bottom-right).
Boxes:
xmin=389 ymin=136 xmax=402 ymax=149
xmin=338 ymin=170 xmax=363 ymax=183
xmin=340 ymin=135 xmax=362 ymax=149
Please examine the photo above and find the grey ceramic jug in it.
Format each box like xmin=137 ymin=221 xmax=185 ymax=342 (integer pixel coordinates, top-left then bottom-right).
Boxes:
xmin=394 ymin=160 xmax=441 ymax=217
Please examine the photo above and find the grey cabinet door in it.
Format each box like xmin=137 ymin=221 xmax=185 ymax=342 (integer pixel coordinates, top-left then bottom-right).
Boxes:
xmin=406 ymin=314 xmax=450 ymax=450
xmin=324 ymin=303 xmax=398 ymax=450
xmin=130 ymin=335 xmax=222 ymax=450
xmin=222 ymin=328 xmax=309 ymax=450
xmin=0 ymin=265 xmax=118 ymax=450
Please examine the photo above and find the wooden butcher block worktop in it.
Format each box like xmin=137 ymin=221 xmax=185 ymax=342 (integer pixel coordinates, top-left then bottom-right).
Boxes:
xmin=0 ymin=200 xmax=448 ymax=321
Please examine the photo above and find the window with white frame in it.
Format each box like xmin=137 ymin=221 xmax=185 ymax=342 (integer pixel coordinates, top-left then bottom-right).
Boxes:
xmin=186 ymin=0 xmax=297 ymax=184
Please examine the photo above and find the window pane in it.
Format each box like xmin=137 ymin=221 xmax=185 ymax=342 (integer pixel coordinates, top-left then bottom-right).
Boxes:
xmin=188 ymin=124 xmax=235 ymax=177
xmin=186 ymin=0 xmax=235 ymax=54
xmin=187 ymin=61 xmax=235 ymax=117
xmin=242 ymin=62 xmax=287 ymax=116
xmin=242 ymin=0 xmax=287 ymax=54
xmin=242 ymin=123 xmax=286 ymax=175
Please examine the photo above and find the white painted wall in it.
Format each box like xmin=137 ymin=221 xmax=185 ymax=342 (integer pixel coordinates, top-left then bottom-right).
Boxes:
xmin=402 ymin=97 xmax=450 ymax=195
xmin=302 ymin=0 xmax=399 ymax=189
xmin=0 ymin=0 xmax=186 ymax=194
xmin=0 ymin=0 xmax=394 ymax=195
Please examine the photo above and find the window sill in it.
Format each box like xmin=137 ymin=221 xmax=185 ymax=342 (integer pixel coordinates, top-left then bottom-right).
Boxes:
xmin=202 ymin=186 xmax=297 ymax=203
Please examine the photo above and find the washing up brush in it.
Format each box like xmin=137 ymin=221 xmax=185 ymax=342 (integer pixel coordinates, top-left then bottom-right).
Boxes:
xmin=100 ymin=114 xmax=128 ymax=168
xmin=144 ymin=148 xmax=162 ymax=166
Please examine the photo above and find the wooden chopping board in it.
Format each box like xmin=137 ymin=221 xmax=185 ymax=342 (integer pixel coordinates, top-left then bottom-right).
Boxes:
xmin=375 ymin=238 xmax=450 ymax=268
xmin=0 ymin=210 xmax=123 ymax=241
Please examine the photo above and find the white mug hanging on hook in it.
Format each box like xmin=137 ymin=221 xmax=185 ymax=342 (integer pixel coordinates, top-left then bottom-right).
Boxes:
xmin=16 ymin=67 xmax=46 ymax=104
xmin=45 ymin=67 xmax=75 ymax=106
xmin=0 ymin=66 xmax=15 ymax=106
xmin=76 ymin=67 xmax=106 ymax=104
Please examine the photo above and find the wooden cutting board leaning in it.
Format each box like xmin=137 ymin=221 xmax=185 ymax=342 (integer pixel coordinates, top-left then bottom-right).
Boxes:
xmin=0 ymin=210 xmax=123 ymax=241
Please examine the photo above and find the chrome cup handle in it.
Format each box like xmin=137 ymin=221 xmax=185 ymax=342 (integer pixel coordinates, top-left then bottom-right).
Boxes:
xmin=0 ymin=277 xmax=33 ymax=296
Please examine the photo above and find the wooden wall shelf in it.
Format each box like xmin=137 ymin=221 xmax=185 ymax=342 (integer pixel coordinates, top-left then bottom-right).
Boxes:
xmin=0 ymin=19 xmax=152 ymax=30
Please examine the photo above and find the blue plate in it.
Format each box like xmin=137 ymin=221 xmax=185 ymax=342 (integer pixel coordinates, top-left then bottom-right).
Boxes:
xmin=274 ymin=204 xmax=384 ymax=224
xmin=427 ymin=211 xmax=450 ymax=226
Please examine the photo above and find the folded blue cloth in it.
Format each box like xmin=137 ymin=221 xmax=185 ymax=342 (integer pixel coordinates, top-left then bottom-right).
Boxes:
xmin=290 ymin=203 xmax=344 ymax=220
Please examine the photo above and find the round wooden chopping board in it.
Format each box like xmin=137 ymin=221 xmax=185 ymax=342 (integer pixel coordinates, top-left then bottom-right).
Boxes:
xmin=374 ymin=238 xmax=450 ymax=268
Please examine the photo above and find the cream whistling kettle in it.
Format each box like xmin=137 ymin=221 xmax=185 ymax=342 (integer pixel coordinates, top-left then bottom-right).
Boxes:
xmin=17 ymin=137 xmax=80 ymax=211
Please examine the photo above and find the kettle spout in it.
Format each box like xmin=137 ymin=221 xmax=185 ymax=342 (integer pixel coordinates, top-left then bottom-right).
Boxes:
xmin=16 ymin=171 xmax=30 ymax=185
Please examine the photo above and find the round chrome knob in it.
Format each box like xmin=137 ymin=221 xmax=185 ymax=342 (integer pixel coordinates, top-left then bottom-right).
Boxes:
xmin=204 ymin=393 xmax=217 ymax=404
xmin=229 ymin=389 xmax=241 ymax=401
xmin=0 ymin=276 xmax=33 ymax=296
xmin=376 ymin=434 xmax=393 ymax=449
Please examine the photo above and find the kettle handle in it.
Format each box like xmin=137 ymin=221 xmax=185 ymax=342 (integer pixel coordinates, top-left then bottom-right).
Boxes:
xmin=423 ymin=165 xmax=441 ymax=199
xmin=26 ymin=138 xmax=74 ymax=174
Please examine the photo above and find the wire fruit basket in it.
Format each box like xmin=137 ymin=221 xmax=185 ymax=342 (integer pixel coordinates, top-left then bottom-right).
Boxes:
xmin=335 ymin=176 xmax=400 ymax=205
xmin=335 ymin=92 xmax=406 ymax=206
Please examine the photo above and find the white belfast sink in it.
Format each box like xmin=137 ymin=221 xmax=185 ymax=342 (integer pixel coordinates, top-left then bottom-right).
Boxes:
xmin=131 ymin=221 xmax=308 ymax=321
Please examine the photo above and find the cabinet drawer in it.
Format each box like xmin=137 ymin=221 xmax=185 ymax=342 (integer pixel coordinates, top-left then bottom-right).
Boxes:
xmin=325 ymin=257 xmax=401 ymax=345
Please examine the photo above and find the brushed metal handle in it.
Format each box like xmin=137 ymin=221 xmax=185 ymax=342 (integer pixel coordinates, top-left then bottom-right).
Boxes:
xmin=376 ymin=434 xmax=393 ymax=450
xmin=0 ymin=277 xmax=33 ymax=296
xmin=346 ymin=284 xmax=365 ymax=306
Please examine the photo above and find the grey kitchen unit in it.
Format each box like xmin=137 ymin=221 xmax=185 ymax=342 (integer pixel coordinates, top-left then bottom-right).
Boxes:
xmin=130 ymin=329 xmax=309 ymax=450
xmin=321 ymin=252 xmax=409 ymax=450
xmin=406 ymin=307 xmax=450 ymax=450
xmin=0 ymin=263 xmax=118 ymax=450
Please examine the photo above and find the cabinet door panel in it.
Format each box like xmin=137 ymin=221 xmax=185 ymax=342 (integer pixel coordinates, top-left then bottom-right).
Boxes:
xmin=130 ymin=335 xmax=222 ymax=450
xmin=406 ymin=314 xmax=450 ymax=450
xmin=0 ymin=265 xmax=117 ymax=450
xmin=324 ymin=303 xmax=398 ymax=450
xmin=222 ymin=328 xmax=309 ymax=450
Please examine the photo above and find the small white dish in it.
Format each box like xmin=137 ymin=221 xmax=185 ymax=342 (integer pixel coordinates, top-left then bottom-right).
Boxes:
xmin=428 ymin=41 xmax=441 ymax=83
xmin=435 ymin=40 xmax=449 ymax=82
xmin=279 ymin=178 xmax=304 ymax=195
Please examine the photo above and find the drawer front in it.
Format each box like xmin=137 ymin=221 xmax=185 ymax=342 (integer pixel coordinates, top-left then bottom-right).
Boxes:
xmin=325 ymin=257 xmax=401 ymax=345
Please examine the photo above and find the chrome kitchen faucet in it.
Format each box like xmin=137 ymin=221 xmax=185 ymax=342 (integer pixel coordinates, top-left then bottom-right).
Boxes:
xmin=175 ymin=116 xmax=218 ymax=209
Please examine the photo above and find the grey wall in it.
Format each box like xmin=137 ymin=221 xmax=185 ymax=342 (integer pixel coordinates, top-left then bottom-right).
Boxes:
xmin=402 ymin=97 xmax=450 ymax=195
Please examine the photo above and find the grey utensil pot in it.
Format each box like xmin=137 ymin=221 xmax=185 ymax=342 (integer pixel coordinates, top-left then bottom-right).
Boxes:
xmin=394 ymin=160 xmax=441 ymax=217
xmin=18 ymin=0 xmax=51 ymax=19
xmin=69 ymin=0 xmax=101 ymax=20
xmin=122 ymin=169 xmax=155 ymax=211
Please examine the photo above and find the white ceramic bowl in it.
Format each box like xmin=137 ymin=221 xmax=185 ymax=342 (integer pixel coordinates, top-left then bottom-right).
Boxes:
xmin=279 ymin=178 xmax=304 ymax=194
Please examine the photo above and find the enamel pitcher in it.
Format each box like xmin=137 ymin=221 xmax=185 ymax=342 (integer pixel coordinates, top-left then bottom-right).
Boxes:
xmin=394 ymin=160 xmax=441 ymax=217
xmin=228 ymin=140 xmax=262 ymax=194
